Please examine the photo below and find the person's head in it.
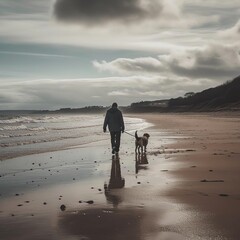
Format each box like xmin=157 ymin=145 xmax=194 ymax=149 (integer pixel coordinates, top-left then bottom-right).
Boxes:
xmin=112 ymin=102 xmax=118 ymax=108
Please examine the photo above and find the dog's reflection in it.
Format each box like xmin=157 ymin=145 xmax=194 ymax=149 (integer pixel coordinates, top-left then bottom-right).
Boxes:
xmin=104 ymin=154 xmax=125 ymax=207
xmin=135 ymin=152 xmax=148 ymax=174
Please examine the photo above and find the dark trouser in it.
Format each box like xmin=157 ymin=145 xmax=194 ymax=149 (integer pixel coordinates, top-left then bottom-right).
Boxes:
xmin=110 ymin=131 xmax=121 ymax=152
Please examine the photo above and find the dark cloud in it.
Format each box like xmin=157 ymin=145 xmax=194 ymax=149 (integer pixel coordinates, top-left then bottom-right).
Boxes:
xmin=53 ymin=0 xmax=162 ymax=24
xmin=168 ymin=45 xmax=240 ymax=79
xmin=170 ymin=64 xmax=239 ymax=80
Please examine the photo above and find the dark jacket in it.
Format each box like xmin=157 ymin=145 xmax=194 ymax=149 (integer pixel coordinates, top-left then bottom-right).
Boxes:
xmin=103 ymin=107 xmax=125 ymax=132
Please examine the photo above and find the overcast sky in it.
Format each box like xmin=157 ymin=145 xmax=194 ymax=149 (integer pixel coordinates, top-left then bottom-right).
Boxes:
xmin=0 ymin=0 xmax=239 ymax=110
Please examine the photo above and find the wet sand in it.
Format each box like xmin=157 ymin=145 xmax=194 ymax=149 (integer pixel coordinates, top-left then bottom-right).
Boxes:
xmin=0 ymin=113 xmax=240 ymax=239
xmin=142 ymin=112 xmax=240 ymax=240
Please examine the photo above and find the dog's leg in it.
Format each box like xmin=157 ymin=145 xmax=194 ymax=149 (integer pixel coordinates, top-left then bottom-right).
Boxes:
xmin=140 ymin=143 xmax=143 ymax=154
xmin=138 ymin=146 xmax=141 ymax=154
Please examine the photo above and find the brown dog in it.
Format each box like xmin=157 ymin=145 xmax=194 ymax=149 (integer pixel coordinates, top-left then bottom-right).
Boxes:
xmin=135 ymin=131 xmax=150 ymax=153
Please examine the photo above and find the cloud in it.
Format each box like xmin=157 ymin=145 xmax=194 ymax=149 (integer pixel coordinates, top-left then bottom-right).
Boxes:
xmin=94 ymin=43 xmax=240 ymax=80
xmin=0 ymin=0 xmax=51 ymax=22
xmin=53 ymin=0 xmax=163 ymax=25
xmin=93 ymin=57 xmax=164 ymax=75
xmin=108 ymin=90 xmax=130 ymax=96
xmin=218 ymin=19 xmax=240 ymax=41
xmin=0 ymin=50 xmax=77 ymax=58
xmin=1 ymin=1 xmax=240 ymax=110
xmin=0 ymin=1 xmax=239 ymax=52
xmin=52 ymin=0 xmax=240 ymax=31
xmin=165 ymin=44 xmax=240 ymax=79
xmin=0 ymin=76 xmax=217 ymax=110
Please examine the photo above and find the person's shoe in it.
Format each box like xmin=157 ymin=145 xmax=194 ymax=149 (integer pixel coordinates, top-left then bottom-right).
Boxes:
xmin=112 ymin=147 xmax=115 ymax=154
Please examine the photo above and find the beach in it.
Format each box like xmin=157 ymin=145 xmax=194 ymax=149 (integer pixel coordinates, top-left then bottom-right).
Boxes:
xmin=0 ymin=112 xmax=240 ymax=240
xmin=143 ymin=113 xmax=240 ymax=239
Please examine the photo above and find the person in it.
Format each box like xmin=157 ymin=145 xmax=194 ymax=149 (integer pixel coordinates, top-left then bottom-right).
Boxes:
xmin=103 ymin=102 xmax=125 ymax=154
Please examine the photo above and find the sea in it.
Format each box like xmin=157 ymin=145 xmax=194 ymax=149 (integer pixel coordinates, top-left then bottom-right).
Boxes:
xmin=0 ymin=112 xmax=151 ymax=160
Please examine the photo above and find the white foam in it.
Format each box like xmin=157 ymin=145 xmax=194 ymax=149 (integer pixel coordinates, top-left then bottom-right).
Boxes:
xmin=2 ymin=125 xmax=28 ymax=131
xmin=28 ymin=127 xmax=46 ymax=131
xmin=0 ymin=134 xmax=8 ymax=138
xmin=0 ymin=115 xmax=63 ymax=124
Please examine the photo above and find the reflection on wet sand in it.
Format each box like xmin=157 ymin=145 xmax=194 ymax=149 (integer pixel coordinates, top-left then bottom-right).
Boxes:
xmin=57 ymin=152 xmax=189 ymax=240
xmin=58 ymin=154 xmax=149 ymax=240
xmin=104 ymin=154 xmax=125 ymax=207
xmin=135 ymin=153 xmax=148 ymax=174
xmin=107 ymin=155 xmax=125 ymax=189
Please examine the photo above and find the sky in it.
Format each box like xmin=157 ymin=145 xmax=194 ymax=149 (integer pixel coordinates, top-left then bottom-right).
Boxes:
xmin=0 ymin=0 xmax=240 ymax=110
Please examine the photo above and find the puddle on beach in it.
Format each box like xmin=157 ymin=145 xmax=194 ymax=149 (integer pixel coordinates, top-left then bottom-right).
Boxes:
xmin=0 ymin=132 xmax=221 ymax=240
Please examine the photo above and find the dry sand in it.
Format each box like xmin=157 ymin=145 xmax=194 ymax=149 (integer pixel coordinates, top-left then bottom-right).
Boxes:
xmin=0 ymin=112 xmax=239 ymax=240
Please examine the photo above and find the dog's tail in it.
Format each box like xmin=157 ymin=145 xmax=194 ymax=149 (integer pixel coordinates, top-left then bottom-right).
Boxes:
xmin=135 ymin=131 xmax=140 ymax=140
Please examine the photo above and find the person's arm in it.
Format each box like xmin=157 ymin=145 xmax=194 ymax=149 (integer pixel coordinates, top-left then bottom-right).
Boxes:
xmin=103 ymin=112 xmax=109 ymax=132
xmin=120 ymin=112 xmax=125 ymax=133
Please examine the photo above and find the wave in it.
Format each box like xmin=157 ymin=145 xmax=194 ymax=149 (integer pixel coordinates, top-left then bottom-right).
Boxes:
xmin=0 ymin=116 xmax=59 ymax=124
xmin=1 ymin=124 xmax=28 ymax=131
xmin=0 ymin=114 xmax=152 ymax=161
xmin=0 ymin=114 xmax=102 ymax=124
xmin=0 ymin=125 xmax=47 ymax=131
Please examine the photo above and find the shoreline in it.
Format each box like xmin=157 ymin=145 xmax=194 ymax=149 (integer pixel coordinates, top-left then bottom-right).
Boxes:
xmin=0 ymin=115 xmax=151 ymax=161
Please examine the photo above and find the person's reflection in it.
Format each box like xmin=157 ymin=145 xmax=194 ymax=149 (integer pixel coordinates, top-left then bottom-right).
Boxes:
xmin=104 ymin=154 xmax=125 ymax=207
xmin=135 ymin=152 xmax=148 ymax=174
